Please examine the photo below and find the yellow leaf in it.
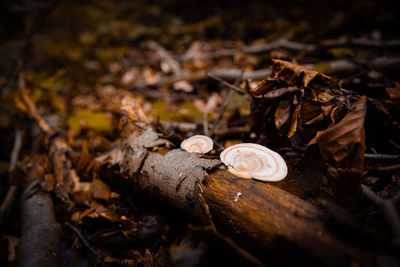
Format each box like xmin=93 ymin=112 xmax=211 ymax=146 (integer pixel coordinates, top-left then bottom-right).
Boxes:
xmin=67 ymin=109 xmax=112 ymax=133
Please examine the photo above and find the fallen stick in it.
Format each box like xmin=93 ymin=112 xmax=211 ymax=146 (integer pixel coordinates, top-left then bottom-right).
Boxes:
xmin=361 ymin=185 xmax=400 ymax=243
xmin=98 ymin=97 xmax=397 ymax=266
xmin=0 ymin=185 xmax=17 ymax=226
xmin=178 ymin=38 xmax=316 ymax=62
xmin=131 ymin=68 xmax=271 ymax=89
xmin=66 ymin=223 xmax=104 ymax=264
xmin=15 ymin=86 xmax=61 ymax=267
xmin=18 ymin=181 xmax=61 ymax=267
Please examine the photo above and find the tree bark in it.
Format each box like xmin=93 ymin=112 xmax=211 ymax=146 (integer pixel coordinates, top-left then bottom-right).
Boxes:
xmin=18 ymin=181 xmax=61 ymax=267
xmin=99 ymin=121 xmax=396 ymax=267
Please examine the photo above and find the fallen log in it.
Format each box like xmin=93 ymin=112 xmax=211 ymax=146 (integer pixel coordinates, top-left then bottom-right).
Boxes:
xmin=18 ymin=181 xmax=61 ymax=267
xmin=98 ymin=98 xmax=397 ymax=266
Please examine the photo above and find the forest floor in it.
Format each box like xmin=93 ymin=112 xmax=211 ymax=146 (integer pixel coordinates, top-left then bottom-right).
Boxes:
xmin=0 ymin=0 xmax=400 ymax=266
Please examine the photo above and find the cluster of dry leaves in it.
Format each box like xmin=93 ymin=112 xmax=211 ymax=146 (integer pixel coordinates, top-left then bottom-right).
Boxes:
xmin=251 ymin=59 xmax=367 ymax=170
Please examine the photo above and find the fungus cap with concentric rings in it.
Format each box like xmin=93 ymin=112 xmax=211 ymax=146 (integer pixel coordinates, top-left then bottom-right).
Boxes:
xmin=181 ymin=135 xmax=213 ymax=154
xmin=220 ymin=143 xmax=287 ymax=181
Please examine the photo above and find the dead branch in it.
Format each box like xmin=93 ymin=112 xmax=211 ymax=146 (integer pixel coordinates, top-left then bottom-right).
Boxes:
xmin=1 ymin=128 xmax=24 ymax=226
xmin=10 ymin=128 xmax=23 ymax=171
xmin=19 ymin=89 xmax=55 ymax=135
xmin=0 ymin=185 xmax=17 ymax=226
xmin=321 ymin=37 xmax=400 ymax=48
xmin=374 ymin=164 xmax=400 ymax=173
xmin=148 ymin=41 xmax=183 ymax=76
xmin=16 ymin=79 xmax=61 ymax=266
xmin=361 ymin=185 xmax=400 ymax=243
xmin=178 ymin=39 xmax=316 ymax=61
xmin=131 ymin=68 xmax=271 ymax=90
xmin=211 ymin=70 xmax=244 ymax=131
xmin=207 ymin=73 xmax=246 ymax=94
xmin=66 ymin=223 xmax=104 ymax=264
xmin=18 ymin=181 xmax=61 ymax=267
xmin=98 ymin=100 xmax=397 ymax=266
xmin=365 ymin=153 xmax=400 ymax=160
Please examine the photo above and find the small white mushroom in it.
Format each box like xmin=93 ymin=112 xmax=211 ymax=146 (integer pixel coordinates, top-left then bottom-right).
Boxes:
xmin=220 ymin=143 xmax=287 ymax=182
xmin=181 ymin=135 xmax=213 ymax=154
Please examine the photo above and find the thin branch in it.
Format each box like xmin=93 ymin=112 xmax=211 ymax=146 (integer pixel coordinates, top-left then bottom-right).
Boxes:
xmin=211 ymin=70 xmax=244 ymax=132
xmin=207 ymin=72 xmax=246 ymax=94
xmin=10 ymin=128 xmax=23 ymax=171
xmin=374 ymin=164 xmax=400 ymax=173
xmin=179 ymin=38 xmax=315 ymax=62
xmin=148 ymin=41 xmax=183 ymax=76
xmin=19 ymin=88 xmax=55 ymax=135
xmin=364 ymin=153 xmax=400 ymax=160
xmin=66 ymin=223 xmax=104 ymax=264
xmin=361 ymin=185 xmax=400 ymax=242
xmin=0 ymin=185 xmax=17 ymax=226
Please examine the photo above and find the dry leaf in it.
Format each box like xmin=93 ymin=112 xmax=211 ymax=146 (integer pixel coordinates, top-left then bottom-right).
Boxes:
xmin=272 ymin=59 xmax=331 ymax=87
xmin=315 ymin=96 xmax=367 ymax=168
xmin=288 ymin=104 xmax=301 ymax=138
xmin=275 ymin=98 xmax=292 ymax=136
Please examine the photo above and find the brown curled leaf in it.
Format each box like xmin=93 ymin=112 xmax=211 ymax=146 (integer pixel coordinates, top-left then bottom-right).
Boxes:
xmin=315 ymin=96 xmax=367 ymax=168
xmin=272 ymin=59 xmax=331 ymax=87
xmin=275 ymin=98 xmax=292 ymax=136
xmin=288 ymin=104 xmax=301 ymax=138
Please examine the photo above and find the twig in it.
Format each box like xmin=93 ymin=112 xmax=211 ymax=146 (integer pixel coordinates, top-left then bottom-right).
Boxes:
xmin=10 ymin=128 xmax=23 ymax=171
xmin=148 ymin=41 xmax=183 ymax=76
xmin=19 ymin=88 xmax=55 ymax=135
xmin=389 ymin=140 xmax=400 ymax=151
xmin=219 ymin=236 xmax=266 ymax=267
xmin=320 ymin=37 xmax=400 ymax=48
xmin=203 ymin=100 xmax=211 ymax=136
xmin=66 ymin=222 xmax=104 ymax=264
xmin=319 ymin=199 xmax=388 ymax=247
xmin=159 ymin=121 xmax=197 ymax=132
xmin=374 ymin=164 xmax=400 ymax=173
xmin=364 ymin=153 xmax=400 ymax=160
xmin=0 ymin=185 xmax=17 ymax=226
xmin=131 ymin=68 xmax=270 ymax=89
xmin=213 ymin=68 xmax=270 ymax=81
xmin=207 ymin=73 xmax=246 ymax=94
xmin=361 ymin=185 xmax=400 ymax=242
xmin=211 ymin=70 xmax=244 ymax=131
xmin=179 ymin=38 xmax=315 ymax=61
xmin=1 ymin=128 xmax=24 ymax=225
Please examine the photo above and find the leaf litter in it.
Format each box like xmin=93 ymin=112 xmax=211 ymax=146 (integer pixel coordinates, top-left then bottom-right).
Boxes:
xmin=1 ymin=0 xmax=400 ymax=265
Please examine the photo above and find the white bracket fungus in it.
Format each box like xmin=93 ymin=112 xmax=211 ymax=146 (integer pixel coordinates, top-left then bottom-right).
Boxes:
xmin=181 ymin=135 xmax=214 ymax=154
xmin=220 ymin=143 xmax=287 ymax=182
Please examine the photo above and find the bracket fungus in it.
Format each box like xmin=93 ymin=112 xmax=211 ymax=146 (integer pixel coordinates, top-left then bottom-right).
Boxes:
xmin=180 ymin=135 xmax=214 ymax=154
xmin=220 ymin=143 xmax=287 ymax=182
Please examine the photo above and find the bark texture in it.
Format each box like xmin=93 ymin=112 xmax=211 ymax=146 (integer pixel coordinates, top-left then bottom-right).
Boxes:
xmin=100 ymin=122 xmax=396 ymax=266
xmin=18 ymin=181 xmax=61 ymax=267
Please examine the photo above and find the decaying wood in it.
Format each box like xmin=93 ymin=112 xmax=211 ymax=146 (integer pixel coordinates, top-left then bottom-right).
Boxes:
xmin=178 ymin=38 xmax=316 ymax=62
xmin=99 ymin=107 xmax=396 ymax=266
xmin=15 ymin=90 xmax=61 ymax=267
xmin=0 ymin=185 xmax=17 ymax=226
xmin=131 ymin=68 xmax=271 ymax=89
xmin=362 ymin=185 xmax=400 ymax=244
xmin=18 ymin=181 xmax=61 ymax=267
